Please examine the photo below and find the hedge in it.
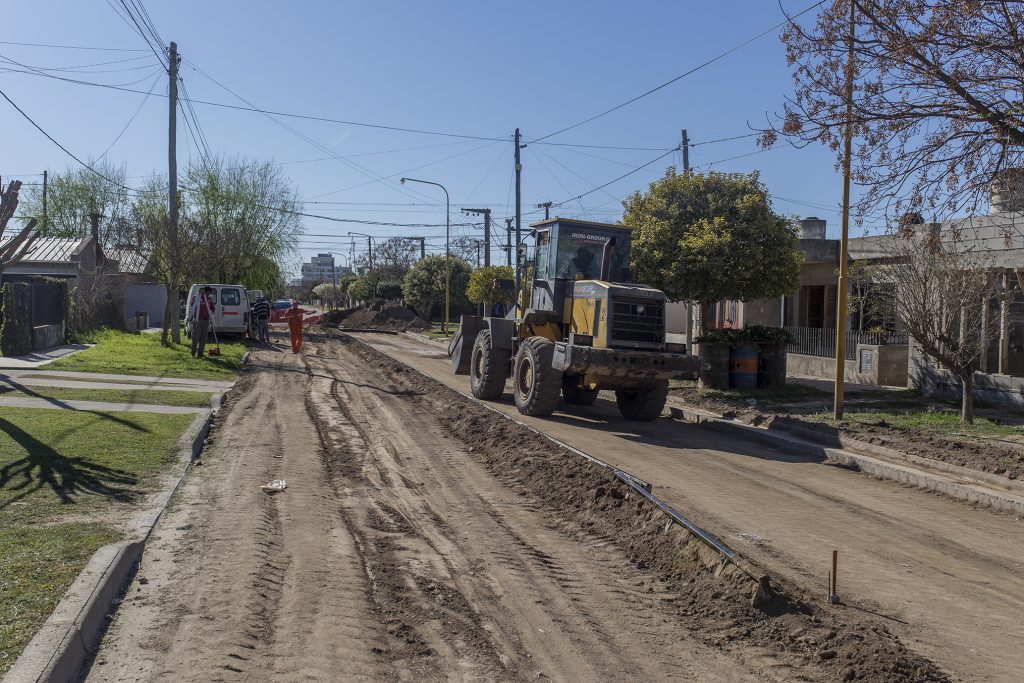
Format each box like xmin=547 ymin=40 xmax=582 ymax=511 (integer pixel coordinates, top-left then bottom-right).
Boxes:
xmin=0 ymin=282 xmax=32 ymax=356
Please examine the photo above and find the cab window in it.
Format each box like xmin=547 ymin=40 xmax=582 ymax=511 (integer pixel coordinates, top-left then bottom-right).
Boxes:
xmin=220 ymin=288 xmax=241 ymax=306
xmin=534 ymin=230 xmax=551 ymax=279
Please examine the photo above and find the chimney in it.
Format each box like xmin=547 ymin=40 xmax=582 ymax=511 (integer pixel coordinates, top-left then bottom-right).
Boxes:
xmin=797 ymin=216 xmax=827 ymax=240
xmin=989 ymin=168 xmax=1024 ymax=213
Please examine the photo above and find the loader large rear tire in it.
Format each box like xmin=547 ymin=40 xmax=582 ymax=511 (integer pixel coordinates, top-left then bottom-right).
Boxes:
xmin=469 ymin=329 xmax=509 ymax=400
xmin=615 ymin=381 xmax=668 ymax=421
xmin=513 ymin=337 xmax=562 ymax=416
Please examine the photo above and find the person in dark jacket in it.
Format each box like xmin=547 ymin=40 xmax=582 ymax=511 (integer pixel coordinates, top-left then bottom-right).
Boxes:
xmin=251 ymin=296 xmax=272 ymax=343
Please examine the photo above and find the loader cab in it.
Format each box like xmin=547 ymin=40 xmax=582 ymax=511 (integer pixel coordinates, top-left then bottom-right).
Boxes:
xmin=526 ymin=218 xmax=633 ymax=319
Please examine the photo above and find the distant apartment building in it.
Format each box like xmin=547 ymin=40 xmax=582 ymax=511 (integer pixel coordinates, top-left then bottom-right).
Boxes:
xmin=298 ymin=253 xmax=351 ymax=288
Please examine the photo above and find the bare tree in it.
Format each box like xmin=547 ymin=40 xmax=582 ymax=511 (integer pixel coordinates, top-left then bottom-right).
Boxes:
xmin=767 ymin=1 xmax=1024 ymax=226
xmin=883 ymin=226 xmax=996 ymax=423
xmin=353 ymin=236 xmax=418 ymax=280
xmin=0 ymin=180 xmax=39 ymax=278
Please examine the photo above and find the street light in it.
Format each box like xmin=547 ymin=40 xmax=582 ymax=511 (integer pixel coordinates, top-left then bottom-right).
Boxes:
xmin=347 ymin=232 xmax=375 ymax=270
xmin=400 ymin=176 xmax=450 ymax=335
xmin=324 ymin=252 xmax=349 ymax=310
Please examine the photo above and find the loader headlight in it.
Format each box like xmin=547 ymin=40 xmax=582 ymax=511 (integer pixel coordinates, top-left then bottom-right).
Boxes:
xmin=636 ymin=304 xmax=645 ymax=315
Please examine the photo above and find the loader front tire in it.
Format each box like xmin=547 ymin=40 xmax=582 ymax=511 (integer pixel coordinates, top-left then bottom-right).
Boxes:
xmin=513 ymin=337 xmax=562 ymax=416
xmin=470 ymin=329 xmax=509 ymax=400
xmin=615 ymin=381 xmax=668 ymax=421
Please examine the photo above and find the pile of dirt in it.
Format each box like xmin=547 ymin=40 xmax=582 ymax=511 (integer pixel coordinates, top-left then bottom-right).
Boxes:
xmin=336 ymin=331 xmax=949 ymax=683
xmin=321 ymin=300 xmax=431 ymax=331
xmin=669 ymin=384 xmax=1024 ymax=480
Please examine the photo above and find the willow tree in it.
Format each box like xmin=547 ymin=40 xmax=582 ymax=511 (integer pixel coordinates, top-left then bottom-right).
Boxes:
xmin=185 ymin=156 xmax=301 ymax=293
xmin=21 ymin=160 xmax=132 ymax=243
xmin=768 ymin=0 xmax=1024 ymax=225
xmin=624 ymin=169 xmax=801 ymax=332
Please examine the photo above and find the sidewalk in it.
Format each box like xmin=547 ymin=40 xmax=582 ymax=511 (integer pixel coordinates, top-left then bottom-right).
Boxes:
xmin=0 ymin=396 xmax=207 ymax=413
xmin=0 ymin=344 xmax=90 ymax=369
xmin=0 ymin=369 xmax=233 ymax=392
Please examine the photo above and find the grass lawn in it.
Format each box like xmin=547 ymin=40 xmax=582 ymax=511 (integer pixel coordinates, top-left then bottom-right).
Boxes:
xmin=0 ymin=407 xmax=194 ymax=526
xmin=0 ymin=523 xmax=119 ymax=675
xmin=0 ymin=385 xmax=214 ymax=408
xmin=0 ymin=406 xmax=194 ymax=675
xmin=669 ymin=379 xmax=830 ymax=404
xmin=806 ymin=407 xmax=1019 ymax=438
xmin=48 ymin=329 xmax=247 ymax=380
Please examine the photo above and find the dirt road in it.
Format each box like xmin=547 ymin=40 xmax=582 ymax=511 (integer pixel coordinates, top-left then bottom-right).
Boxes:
xmin=345 ymin=331 xmax=1024 ymax=683
xmin=84 ymin=336 xmax=767 ymax=682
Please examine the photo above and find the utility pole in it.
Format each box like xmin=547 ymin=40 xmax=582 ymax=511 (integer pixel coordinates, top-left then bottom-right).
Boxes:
xmin=514 ymin=128 xmax=523 ymax=301
xmin=463 ymin=208 xmax=491 ymax=267
xmin=537 ymin=201 xmax=552 ymax=220
xmin=680 ymin=129 xmax=690 ymax=173
xmin=408 ymin=236 xmax=425 ymax=260
xmin=834 ymin=0 xmax=856 ymax=420
xmin=41 ymin=170 xmax=47 ymax=230
xmin=167 ymin=41 xmax=181 ymax=344
xmin=505 ymin=217 xmax=513 ymax=267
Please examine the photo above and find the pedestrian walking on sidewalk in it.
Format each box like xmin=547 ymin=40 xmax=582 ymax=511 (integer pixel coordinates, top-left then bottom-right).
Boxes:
xmin=287 ymin=300 xmax=306 ymax=353
xmin=252 ymin=296 xmax=272 ymax=343
xmin=188 ymin=286 xmax=216 ymax=358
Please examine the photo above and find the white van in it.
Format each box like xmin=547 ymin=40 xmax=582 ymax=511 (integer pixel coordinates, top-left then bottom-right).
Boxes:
xmin=185 ymin=283 xmax=250 ymax=337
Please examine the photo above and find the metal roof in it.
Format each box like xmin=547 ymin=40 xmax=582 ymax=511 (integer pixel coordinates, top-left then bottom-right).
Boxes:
xmin=0 ymin=236 xmax=86 ymax=263
xmin=107 ymin=248 xmax=151 ymax=275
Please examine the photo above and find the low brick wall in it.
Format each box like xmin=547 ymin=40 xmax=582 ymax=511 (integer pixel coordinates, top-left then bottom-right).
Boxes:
xmin=787 ymin=344 xmax=909 ymax=388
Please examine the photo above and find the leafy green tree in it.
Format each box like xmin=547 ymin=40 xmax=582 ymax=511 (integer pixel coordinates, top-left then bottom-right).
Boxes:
xmin=402 ymin=255 xmax=472 ymax=321
xmin=22 ymin=160 xmax=132 ymax=244
xmin=466 ymin=265 xmax=514 ymax=306
xmin=624 ymin=170 xmax=801 ymax=320
xmin=376 ymin=280 xmax=403 ymax=300
xmin=348 ymin=273 xmax=379 ymax=302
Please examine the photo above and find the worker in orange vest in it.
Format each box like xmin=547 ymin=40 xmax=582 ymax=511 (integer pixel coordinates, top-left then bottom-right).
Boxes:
xmin=286 ymin=300 xmax=306 ymax=353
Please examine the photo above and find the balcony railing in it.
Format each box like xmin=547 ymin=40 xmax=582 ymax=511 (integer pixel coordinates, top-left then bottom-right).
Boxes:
xmin=785 ymin=326 xmax=908 ymax=360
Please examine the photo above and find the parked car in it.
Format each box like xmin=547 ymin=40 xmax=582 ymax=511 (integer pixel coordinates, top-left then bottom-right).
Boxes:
xmin=184 ymin=283 xmax=251 ymax=337
xmin=246 ymin=289 xmax=265 ymax=302
xmin=270 ymin=298 xmax=295 ymax=323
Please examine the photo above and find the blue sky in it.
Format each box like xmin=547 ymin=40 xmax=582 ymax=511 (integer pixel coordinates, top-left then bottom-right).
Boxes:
xmin=1 ymin=1 xmax=854 ymax=272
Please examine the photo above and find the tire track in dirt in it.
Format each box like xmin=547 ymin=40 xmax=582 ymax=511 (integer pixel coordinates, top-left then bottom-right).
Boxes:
xmin=85 ymin=348 xmax=388 ymax=683
xmin=308 ymin=341 xmax=759 ymax=682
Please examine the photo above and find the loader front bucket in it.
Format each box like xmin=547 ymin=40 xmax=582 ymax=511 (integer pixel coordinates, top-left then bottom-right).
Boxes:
xmin=448 ymin=315 xmax=485 ymax=375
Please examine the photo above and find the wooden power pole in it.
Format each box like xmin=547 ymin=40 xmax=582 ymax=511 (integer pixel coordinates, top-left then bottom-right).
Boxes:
xmin=834 ymin=3 xmax=856 ymax=419
xmin=166 ymin=41 xmax=181 ymax=344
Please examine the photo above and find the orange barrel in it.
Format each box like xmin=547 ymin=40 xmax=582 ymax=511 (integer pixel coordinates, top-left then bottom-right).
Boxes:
xmin=729 ymin=344 xmax=758 ymax=388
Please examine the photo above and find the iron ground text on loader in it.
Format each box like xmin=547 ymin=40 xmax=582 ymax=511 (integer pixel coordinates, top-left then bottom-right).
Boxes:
xmin=449 ymin=218 xmax=703 ymax=420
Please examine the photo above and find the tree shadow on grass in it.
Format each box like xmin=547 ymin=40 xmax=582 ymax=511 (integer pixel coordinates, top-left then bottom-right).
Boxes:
xmin=0 ymin=377 xmax=154 ymax=431
xmin=0 ymin=417 xmax=138 ymax=511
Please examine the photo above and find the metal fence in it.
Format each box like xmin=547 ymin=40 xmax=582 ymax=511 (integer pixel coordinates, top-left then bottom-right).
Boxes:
xmin=785 ymin=326 xmax=908 ymax=360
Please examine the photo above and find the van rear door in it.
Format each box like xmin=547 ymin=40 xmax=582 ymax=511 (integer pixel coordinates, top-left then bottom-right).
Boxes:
xmin=217 ymin=286 xmax=248 ymax=331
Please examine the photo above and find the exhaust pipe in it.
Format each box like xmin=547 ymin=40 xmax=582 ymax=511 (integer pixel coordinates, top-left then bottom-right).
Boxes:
xmin=600 ymin=236 xmax=617 ymax=281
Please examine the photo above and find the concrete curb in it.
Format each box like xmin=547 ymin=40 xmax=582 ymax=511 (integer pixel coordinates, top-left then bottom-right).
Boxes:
xmin=3 ymin=386 xmax=227 ymax=683
xmin=666 ymin=401 xmax=1024 ymax=515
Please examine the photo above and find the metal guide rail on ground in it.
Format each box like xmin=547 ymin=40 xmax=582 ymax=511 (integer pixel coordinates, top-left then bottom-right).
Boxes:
xmin=341 ymin=332 xmax=754 ymax=579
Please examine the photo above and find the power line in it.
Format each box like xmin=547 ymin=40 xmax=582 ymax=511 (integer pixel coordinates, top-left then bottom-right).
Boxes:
xmin=0 ymin=86 xmax=135 ymax=190
xmin=97 ymin=71 xmax=163 ymax=161
xmin=553 ymin=147 xmax=678 ymax=206
xmin=0 ymin=40 xmax=148 ymax=52
xmin=531 ymin=0 xmax=826 ymax=143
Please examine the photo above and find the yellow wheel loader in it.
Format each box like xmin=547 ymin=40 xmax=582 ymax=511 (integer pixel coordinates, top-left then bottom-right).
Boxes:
xmin=449 ymin=218 xmax=703 ymax=420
